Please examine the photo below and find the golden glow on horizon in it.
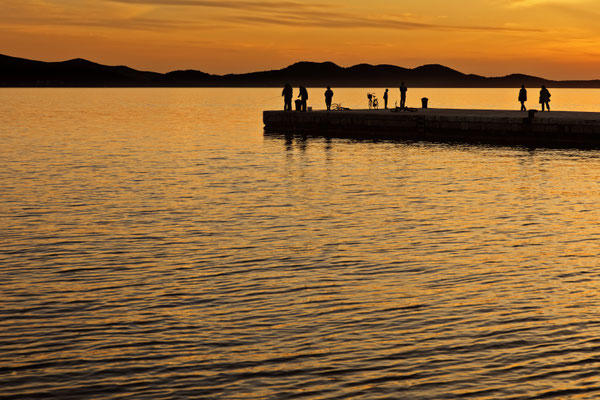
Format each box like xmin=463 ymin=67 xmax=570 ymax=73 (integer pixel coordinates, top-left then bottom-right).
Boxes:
xmin=2 ymin=0 xmax=600 ymax=79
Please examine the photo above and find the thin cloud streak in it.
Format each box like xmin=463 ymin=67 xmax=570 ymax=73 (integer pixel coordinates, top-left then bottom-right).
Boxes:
xmin=506 ymin=0 xmax=590 ymax=7
xmin=107 ymin=0 xmax=545 ymax=33
xmin=0 ymin=15 xmax=215 ymax=32
xmin=1 ymin=2 xmax=545 ymax=35
xmin=106 ymin=0 xmax=331 ymax=11
xmin=226 ymin=13 xmax=545 ymax=33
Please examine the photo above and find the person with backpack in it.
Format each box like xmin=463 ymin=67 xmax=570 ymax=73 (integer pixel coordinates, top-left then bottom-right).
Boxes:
xmin=539 ymin=85 xmax=551 ymax=111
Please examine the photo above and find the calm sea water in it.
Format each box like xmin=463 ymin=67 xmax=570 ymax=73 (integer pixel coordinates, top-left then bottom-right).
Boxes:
xmin=1 ymin=88 xmax=600 ymax=399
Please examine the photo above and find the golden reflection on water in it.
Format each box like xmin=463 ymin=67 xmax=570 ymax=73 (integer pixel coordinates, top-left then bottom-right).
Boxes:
xmin=1 ymin=88 xmax=600 ymax=399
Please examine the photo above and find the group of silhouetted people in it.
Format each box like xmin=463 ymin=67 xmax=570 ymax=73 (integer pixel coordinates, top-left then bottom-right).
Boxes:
xmin=283 ymin=82 xmax=554 ymax=112
xmin=367 ymin=84 xmax=407 ymax=109
xmin=282 ymin=82 xmax=411 ymax=111
xmin=518 ymin=85 xmax=551 ymax=111
xmin=282 ymin=83 xmax=309 ymax=111
xmin=282 ymin=84 xmax=337 ymax=111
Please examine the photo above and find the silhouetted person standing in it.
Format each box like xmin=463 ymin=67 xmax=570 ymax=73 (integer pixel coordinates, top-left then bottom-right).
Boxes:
xmin=383 ymin=89 xmax=389 ymax=109
xmin=539 ymin=85 xmax=551 ymax=111
xmin=282 ymin=83 xmax=293 ymax=111
xmin=399 ymin=82 xmax=407 ymax=108
xmin=298 ymin=86 xmax=308 ymax=112
xmin=518 ymin=85 xmax=527 ymax=111
xmin=324 ymin=86 xmax=334 ymax=110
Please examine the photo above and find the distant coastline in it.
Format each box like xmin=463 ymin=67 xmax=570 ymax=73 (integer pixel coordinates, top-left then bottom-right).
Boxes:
xmin=2 ymin=54 xmax=600 ymax=88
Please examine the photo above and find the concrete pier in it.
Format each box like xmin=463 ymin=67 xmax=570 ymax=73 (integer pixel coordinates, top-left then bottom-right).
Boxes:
xmin=263 ymin=108 xmax=600 ymax=147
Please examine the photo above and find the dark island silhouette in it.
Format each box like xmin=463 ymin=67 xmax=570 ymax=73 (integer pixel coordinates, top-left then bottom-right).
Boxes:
xmin=2 ymin=53 xmax=600 ymax=88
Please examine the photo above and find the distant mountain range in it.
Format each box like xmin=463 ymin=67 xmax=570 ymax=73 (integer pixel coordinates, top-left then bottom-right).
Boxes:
xmin=2 ymin=54 xmax=600 ymax=88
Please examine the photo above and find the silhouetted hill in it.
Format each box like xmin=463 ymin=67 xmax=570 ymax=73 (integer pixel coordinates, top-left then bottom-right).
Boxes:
xmin=0 ymin=54 xmax=160 ymax=86
xmin=156 ymin=70 xmax=216 ymax=86
xmin=2 ymin=54 xmax=600 ymax=88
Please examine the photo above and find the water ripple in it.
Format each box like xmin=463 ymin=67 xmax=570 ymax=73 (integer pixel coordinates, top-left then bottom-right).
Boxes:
xmin=2 ymin=88 xmax=600 ymax=399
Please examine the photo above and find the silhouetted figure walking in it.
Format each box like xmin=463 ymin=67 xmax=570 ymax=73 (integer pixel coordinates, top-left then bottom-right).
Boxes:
xmin=383 ymin=89 xmax=389 ymax=109
xmin=399 ymin=82 xmax=407 ymax=108
xmin=539 ymin=85 xmax=551 ymax=111
xmin=282 ymin=83 xmax=293 ymax=111
xmin=298 ymin=86 xmax=308 ymax=112
xmin=518 ymin=85 xmax=527 ymax=111
xmin=324 ymin=86 xmax=334 ymax=110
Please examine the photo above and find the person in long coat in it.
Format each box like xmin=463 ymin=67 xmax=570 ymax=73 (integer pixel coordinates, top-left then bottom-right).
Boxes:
xmin=539 ymin=85 xmax=551 ymax=111
xmin=518 ymin=85 xmax=527 ymax=111
xmin=282 ymin=83 xmax=293 ymax=111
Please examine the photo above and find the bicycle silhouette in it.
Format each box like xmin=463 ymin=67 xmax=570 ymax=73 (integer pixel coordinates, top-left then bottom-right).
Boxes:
xmin=367 ymin=93 xmax=379 ymax=109
xmin=330 ymin=103 xmax=350 ymax=111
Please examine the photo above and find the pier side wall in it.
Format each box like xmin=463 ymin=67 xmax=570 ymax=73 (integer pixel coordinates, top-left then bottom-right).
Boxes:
xmin=263 ymin=109 xmax=600 ymax=147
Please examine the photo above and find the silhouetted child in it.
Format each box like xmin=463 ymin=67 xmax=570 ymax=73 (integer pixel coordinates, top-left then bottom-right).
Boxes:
xmin=539 ymin=85 xmax=551 ymax=111
xmin=324 ymin=86 xmax=334 ymax=110
xmin=518 ymin=85 xmax=527 ymax=111
xmin=383 ymin=89 xmax=389 ymax=109
xmin=399 ymin=82 xmax=407 ymax=108
xmin=298 ymin=86 xmax=308 ymax=112
xmin=282 ymin=83 xmax=293 ymax=111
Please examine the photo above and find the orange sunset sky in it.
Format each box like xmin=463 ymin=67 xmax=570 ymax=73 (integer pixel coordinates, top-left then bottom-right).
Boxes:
xmin=2 ymin=0 xmax=600 ymax=79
